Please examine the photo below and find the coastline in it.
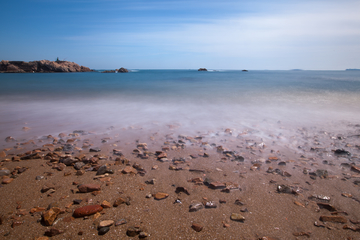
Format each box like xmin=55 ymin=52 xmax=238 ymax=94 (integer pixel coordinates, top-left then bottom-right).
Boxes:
xmin=1 ymin=120 xmax=360 ymax=239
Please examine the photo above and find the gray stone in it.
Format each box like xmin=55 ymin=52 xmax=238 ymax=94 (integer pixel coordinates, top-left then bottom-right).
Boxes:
xmin=74 ymin=162 xmax=85 ymax=170
xmin=96 ymin=165 xmax=109 ymax=175
xmin=98 ymin=227 xmax=110 ymax=235
xmin=189 ymin=202 xmax=204 ymax=212
xmin=0 ymin=169 xmax=10 ymax=177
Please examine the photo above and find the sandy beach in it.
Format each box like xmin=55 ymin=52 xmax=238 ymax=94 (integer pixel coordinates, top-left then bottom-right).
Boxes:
xmin=1 ymin=120 xmax=360 ymax=239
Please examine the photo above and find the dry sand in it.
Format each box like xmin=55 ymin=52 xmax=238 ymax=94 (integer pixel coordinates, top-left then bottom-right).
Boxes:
xmin=0 ymin=122 xmax=360 ymax=239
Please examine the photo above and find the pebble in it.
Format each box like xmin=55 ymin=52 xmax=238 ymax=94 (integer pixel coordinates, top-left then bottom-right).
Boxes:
xmin=99 ymin=220 xmax=114 ymax=228
xmin=115 ymin=219 xmax=127 ymax=226
xmin=154 ymin=192 xmax=169 ymax=200
xmin=0 ymin=169 xmax=10 ymax=176
xmin=77 ymin=184 xmax=101 ymax=193
xmin=42 ymin=207 xmax=61 ymax=226
xmin=191 ymin=223 xmax=203 ymax=232
xmin=175 ymin=187 xmax=190 ymax=195
xmin=101 ymin=200 xmax=112 ymax=208
xmin=205 ymin=201 xmax=217 ymax=208
xmin=98 ymin=226 xmax=110 ymax=235
xmin=320 ymin=215 xmax=347 ymax=223
xmin=122 ymin=166 xmax=137 ymax=174
xmin=44 ymin=228 xmax=64 ymax=237
xmin=230 ymin=213 xmax=245 ymax=222
xmin=2 ymin=178 xmax=14 ymax=184
xmin=89 ymin=147 xmax=101 ymax=152
xmin=73 ymin=205 xmax=103 ymax=218
xmin=113 ymin=197 xmax=130 ymax=207
xmin=139 ymin=232 xmax=149 ymax=238
xmin=189 ymin=202 xmax=204 ymax=212
xmin=126 ymin=227 xmax=141 ymax=237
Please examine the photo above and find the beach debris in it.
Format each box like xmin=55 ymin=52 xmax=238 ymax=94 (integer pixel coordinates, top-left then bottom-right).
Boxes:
xmin=292 ymin=232 xmax=311 ymax=237
xmin=189 ymin=202 xmax=204 ymax=212
xmin=294 ymin=200 xmax=306 ymax=208
xmin=115 ymin=219 xmax=127 ymax=226
xmin=276 ymin=185 xmax=298 ymax=194
xmin=139 ymin=232 xmax=149 ymax=238
xmin=122 ymin=166 xmax=137 ymax=174
xmin=351 ymin=165 xmax=360 ymax=173
xmin=89 ymin=147 xmax=101 ymax=152
xmin=73 ymin=205 xmax=103 ymax=218
xmin=341 ymin=193 xmax=353 ymax=198
xmin=191 ymin=223 xmax=203 ymax=232
xmin=334 ymin=149 xmax=351 ymax=156
xmin=230 ymin=213 xmax=245 ymax=222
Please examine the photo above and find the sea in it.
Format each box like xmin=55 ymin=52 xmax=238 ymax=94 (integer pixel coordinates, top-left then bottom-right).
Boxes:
xmin=1 ymin=70 xmax=360 ymax=145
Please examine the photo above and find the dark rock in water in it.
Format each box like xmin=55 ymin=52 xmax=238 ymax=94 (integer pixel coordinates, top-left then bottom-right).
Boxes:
xmin=96 ymin=165 xmax=109 ymax=175
xmin=73 ymin=130 xmax=88 ymax=135
xmin=334 ymin=149 xmax=351 ymax=156
xmin=74 ymin=162 xmax=85 ymax=170
xmin=63 ymin=144 xmax=74 ymax=152
xmin=198 ymin=68 xmax=207 ymax=71
xmin=98 ymin=227 xmax=110 ymax=235
xmin=189 ymin=202 xmax=204 ymax=212
xmin=90 ymin=147 xmax=101 ymax=152
xmin=118 ymin=67 xmax=129 ymax=73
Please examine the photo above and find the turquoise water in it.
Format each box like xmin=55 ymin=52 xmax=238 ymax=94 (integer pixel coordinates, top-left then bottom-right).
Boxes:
xmin=0 ymin=70 xmax=360 ymax=141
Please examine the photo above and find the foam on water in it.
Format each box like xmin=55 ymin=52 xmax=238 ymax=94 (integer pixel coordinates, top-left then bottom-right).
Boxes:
xmin=0 ymin=70 xmax=359 ymax=144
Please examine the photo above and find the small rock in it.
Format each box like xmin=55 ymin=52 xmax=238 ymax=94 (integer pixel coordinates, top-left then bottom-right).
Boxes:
xmin=0 ymin=169 xmax=10 ymax=177
xmin=154 ymin=192 xmax=169 ymax=200
xmin=98 ymin=227 xmax=110 ymax=235
xmin=89 ymin=147 xmax=101 ymax=152
xmin=230 ymin=213 xmax=245 ymax=222
xmin=308 ymin=194 xmax=331 ymax=202
xmin=208 ymin=181 xmax=226 ymax=189
xmin=317 ymin=203 xmax=337 ymax=212
xmin=278 ymin=161 xmax=286 ymax=166
xmin=2 ymin=178 xmax=13 ymax=184
xmin=101 ymin=200 xmax=111 ymax=208
xmin=139 ymin=232 xmax=149 ymax=238
xmin=175 ymin=187 xmax=190 ymax=195
xmin=44 ymin=228 xmax=64 ymax=237
xmin=351 ymin=165 xmax=360 ymax=173
xmin=42 ymin=207 xmax=61 ymax=226
xmin=96 ymin=165 xmax=110 ymax=175
xmin=99 ymin=220 xmax=114 ymax=228
xmin=320 ymin=215 xmax=347 ymax=223
xmin=11 ymin=221 xmax=23 ymax=228
xmin=277 ymin=184 xmax=296 ymax=194
xmin=191 ymin=223 xmax=203 ymax=232
xmin=205 ymin=201 xmax=217 ymax=208
xmin=342 ymin=193 xmax=353 ymax=198
xmin=122 ymin=166 xmax=137 ymax=174
xmin=115 ymin=219 xmax=127 ymax=226
xmin=73 ymin=205 xmax=103 ymax=218
xmin=113 ymin=197 xmax=130 ymax=207
xmin=126 ymin=227 xmax=141 ymax=237
xmin=77 ymin=184 xmax=101 ymax=193
xmin=189 ymin=202 xmax=204 ymax=212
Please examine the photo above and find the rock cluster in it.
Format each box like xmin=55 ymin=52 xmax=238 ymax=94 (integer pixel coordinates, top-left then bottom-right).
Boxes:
xmin=0 ymin=60 xmax=92 ymax=73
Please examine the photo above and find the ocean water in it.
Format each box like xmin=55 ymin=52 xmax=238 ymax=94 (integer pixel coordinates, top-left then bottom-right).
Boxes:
xmin=0 ymin=70 xmax=360 ymax=142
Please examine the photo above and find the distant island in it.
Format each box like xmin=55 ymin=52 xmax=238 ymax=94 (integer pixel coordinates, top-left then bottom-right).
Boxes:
xmin=0 ymin=60 xmax=93 ymax=73
xmin=345 ymin=69 xmax=360 ymax=71
xmin=198 ymin=68 xmax=207 ymax=71
xmin=102 ymin=67 xmax=129 ymax=73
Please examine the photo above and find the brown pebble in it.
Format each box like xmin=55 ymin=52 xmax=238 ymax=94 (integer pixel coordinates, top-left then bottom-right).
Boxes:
xmin=73 ymin=205 xmax=103 ymax=218
xmin=77 ymin=184 xmax=101 ymax=193
xmin=191 ymin=223 xmax=203 ymax=232
xmin=154 ymin=192 xmax=169 ymax=200
xmin=320 ymin=215 xmax=347 ymax=223
xmin=44 ymin=228 xmax=64 ymax=237
xmin=42 ymin=207 xmax=61 ymax=226
xmin=101 ymin=200 xmax=112 ymax=208
xmin=11 ymin=221 xmax=23 ymax=228
xmin=2 ymin=178 xmax=14 ymax=184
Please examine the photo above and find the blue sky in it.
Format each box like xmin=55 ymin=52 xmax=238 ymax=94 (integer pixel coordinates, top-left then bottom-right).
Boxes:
xmin=1 ymin=0 xmax=359 ymax=70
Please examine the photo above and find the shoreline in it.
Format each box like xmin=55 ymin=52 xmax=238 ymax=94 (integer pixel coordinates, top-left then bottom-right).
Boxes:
xmin=1 ymin=121 xmax=360 ymax=239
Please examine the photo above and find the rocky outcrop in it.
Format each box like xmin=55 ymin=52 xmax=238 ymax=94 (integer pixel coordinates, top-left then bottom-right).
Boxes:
xmin=102 ymin=67 xmax=129 ymax=73
xmin=0 ymin=60 xmax=93 ymax=73
xmin=198 ymin=68 xmax=207 ymax=71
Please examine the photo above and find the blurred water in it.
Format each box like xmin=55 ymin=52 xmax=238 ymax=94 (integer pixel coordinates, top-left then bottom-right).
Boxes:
xmin=0 ymin=70 xmax=359 ymax=141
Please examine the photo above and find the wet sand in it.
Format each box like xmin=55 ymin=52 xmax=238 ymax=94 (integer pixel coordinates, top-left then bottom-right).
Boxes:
xmin=0 ymin=121 xmax=360 ymax=239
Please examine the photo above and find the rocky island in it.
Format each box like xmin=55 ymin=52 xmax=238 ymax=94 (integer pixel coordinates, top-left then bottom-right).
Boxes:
xmin=102 ymin=67 xmax=129 ymax=73
xmin=0 ymin=60 xmax=93 ymax=73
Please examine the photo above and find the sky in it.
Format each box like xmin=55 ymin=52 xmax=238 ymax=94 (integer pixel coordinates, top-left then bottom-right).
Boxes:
xmin=1 ymin=0 xmax=360 ymax=70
